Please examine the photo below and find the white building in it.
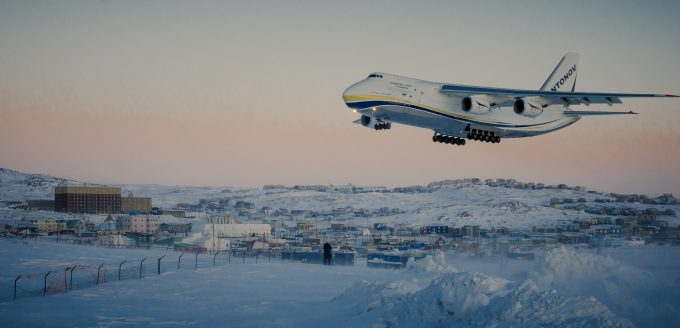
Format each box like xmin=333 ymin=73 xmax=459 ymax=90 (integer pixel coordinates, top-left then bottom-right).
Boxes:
xmin=116 ymin=215 xmax=160 ymax=234
xmin=181 ymin=224 xmax=272 ymax=252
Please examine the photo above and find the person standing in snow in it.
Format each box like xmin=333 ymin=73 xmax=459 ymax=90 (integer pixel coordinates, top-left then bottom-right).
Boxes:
xmin=323 ymin=242 xmax=332 ymax=265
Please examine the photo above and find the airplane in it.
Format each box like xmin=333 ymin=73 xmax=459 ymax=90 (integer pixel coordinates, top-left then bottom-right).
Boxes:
xmin=342 ymin=53 xmax=677 ymax=146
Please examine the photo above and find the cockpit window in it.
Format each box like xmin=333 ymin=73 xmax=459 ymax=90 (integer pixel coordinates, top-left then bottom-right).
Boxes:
xmin=368 ymin=74 xmax=383 ymax=78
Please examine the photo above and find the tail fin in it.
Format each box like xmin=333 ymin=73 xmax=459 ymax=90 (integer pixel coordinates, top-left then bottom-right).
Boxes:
xmin=540 ymin=52 xmax=579 ymax=92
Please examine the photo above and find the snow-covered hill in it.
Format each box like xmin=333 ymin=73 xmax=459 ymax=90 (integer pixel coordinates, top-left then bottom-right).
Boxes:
xmin=1 ymin=168 xmax=678 ymax=229
xmin=0 ymin=168 xmax=80 ymax=202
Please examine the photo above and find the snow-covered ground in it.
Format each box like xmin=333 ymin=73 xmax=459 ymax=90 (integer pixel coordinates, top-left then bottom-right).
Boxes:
xmin=2 ymin=168 xmax=680 ymax=326
xmin=1 ymin=239 xmax=678 ymax=328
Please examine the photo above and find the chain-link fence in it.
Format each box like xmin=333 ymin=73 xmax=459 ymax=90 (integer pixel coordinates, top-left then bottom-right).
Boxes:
xmin=0 ymin=248 xmax=355 ymax=303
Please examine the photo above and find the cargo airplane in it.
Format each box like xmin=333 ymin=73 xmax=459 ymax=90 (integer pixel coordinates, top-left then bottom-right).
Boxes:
xmin=342 ymin=53 xmax=677 ymax=146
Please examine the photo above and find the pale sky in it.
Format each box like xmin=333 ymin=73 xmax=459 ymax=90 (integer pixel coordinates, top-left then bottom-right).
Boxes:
xmin=1 ymin=0 xmax=679 ymax=195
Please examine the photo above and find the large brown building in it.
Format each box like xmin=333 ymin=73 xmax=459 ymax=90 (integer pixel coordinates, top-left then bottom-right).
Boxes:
xmin=121 ymin=196 xmax=152 ymax=213
xmin=55 ymin=186 xmax=121 ymax=214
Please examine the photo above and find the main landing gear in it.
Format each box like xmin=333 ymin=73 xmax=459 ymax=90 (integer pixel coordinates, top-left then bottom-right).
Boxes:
xmin=432 ymin=132 xmax=466 ymax=146
xmin=374 ymin=122 xmax=391 ymax=130
xmin=467 ymin=128 xmax=501 ymax=143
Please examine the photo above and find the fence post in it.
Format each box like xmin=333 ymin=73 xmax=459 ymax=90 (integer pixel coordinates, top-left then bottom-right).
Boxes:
xmin=119 ymin=260 xmax=127 ymax=281
xmin=256 ymin=251 xmax=259 ymax=264
xmin=157 ymin=255 xmax=165 ymax=275
xmin=178 ymin=254 xmax=184 ymax=270
xmin=64 ymin=267 xmax=69 ymax=290
xmin=96 ymin=263 xmax=104 ymax=284
xmin=228 ymin=251 xmax=231 ymax=264
xmin=140 ymin=257 xmax=147 ymax=278
xmin=195 ymin=252 xmax=198 ymax=270
xmin=43 ymin=271 xmax=51 ymax=296
xmin=69 ymin=265 xmax=78 ymax=291
xmin=14 ymin=275 xmax=21 ymax=301
xmin=243 ymin=251 xmax=246 ymax=264
xmin=213 ymin=251 xmax=219 ymax=267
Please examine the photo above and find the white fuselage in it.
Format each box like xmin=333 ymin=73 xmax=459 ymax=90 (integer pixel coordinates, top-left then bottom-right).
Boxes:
xmin=342 ymin=73 xmax=580 ymax=138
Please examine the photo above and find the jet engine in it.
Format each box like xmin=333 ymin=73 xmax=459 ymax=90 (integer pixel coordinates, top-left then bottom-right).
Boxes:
xmin=360 ymin=115 xmax=391 ymax=130
xmin=461 ymin=95 xmax=493 ymax=115
xmin=513 ymin=98 xmax=544 ymax=118
xmin=360 ymin=114 xmax=377 ymax=128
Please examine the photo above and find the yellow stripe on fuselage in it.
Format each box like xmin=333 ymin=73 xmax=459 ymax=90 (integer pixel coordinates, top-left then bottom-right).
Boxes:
xmin=343 ymin=94 xmax=502 ymax=124
xmin=343 ymin=94 xmax=569 ymax=131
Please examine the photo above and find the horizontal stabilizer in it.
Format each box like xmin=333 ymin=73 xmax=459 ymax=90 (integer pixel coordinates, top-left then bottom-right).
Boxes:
xmin=563 ymin=110 xmax=638 ymax=116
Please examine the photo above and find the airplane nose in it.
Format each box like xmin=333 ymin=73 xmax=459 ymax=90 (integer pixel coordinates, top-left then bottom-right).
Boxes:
xmin=342 ymin=85 xmax=353 ymax=102
xmin=342 ymin=81 xmax=361 ymax=102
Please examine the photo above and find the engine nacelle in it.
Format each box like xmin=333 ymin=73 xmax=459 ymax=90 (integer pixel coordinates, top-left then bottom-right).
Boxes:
xmin=360 ymin=114 xmax=377 ymax=128
xmin=513 ymin=98 xmax=544 ymax=118
xmin=461 ymin=95 xmax=493 ymax=115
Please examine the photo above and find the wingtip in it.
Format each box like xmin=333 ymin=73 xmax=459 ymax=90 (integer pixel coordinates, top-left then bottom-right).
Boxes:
xmin=663 ymin=94 xmax=679 ymax=97
xmin=628 ymin=110 xmax=638 ymax=115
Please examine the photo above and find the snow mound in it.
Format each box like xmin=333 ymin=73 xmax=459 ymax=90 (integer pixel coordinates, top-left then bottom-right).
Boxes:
xmin=532 ymin=246 xmax=680 ymax=327
xmin=405 ymin=251 xmax=457 ymax=274
xmin=335 ymin=254 xmax=633 ymax=327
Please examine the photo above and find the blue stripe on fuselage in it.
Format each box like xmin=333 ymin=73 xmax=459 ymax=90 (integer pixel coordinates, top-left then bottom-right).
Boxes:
xmin=345 ymin=100 xmax=559 ymax=128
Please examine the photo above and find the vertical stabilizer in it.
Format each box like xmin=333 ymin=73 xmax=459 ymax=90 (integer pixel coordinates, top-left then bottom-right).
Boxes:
xmin=540 ymin=52 xmax=579 ymax=92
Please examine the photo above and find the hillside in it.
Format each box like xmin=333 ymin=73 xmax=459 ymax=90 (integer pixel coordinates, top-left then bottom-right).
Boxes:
xmin=1 ymin=168 xmax=678 ymax=230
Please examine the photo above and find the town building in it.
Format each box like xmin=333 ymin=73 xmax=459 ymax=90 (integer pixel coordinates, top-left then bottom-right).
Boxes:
xmin=421 ymin=226 xmax=450 ymax=235
xmin=55 ymin=186 xmax=121 ymax=214
xmin=461 ymin=225 xmax=481 ymax=238
xmin=121 ymin=195 xmax=152 ymax=213
xmin=29 ymin=218 xmax=67 ymax=233
xmin=159 ymin=223 xmax=192 ymax=234
xmin=26 ymin=199 xmax=55 ymax=211
xmin=116 ymin=215 xmax=160 ymax=234
xmin=162 ymin=209 xmax=186 ymax=218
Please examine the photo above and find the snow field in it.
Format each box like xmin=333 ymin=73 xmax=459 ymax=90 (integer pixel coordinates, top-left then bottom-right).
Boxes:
xmin=2 ymin=239 xmax=679 ymax=327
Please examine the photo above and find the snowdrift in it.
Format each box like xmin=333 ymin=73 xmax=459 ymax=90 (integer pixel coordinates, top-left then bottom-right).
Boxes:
xmin=334 ymin=252 xmax=634 ymax=327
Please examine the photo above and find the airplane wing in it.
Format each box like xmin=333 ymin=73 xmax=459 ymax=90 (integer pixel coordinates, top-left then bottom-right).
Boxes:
xmin=563 ymin=110 xmax=638 ymax=116
xmin=440 ymin=84 xmax=678 ymax=107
